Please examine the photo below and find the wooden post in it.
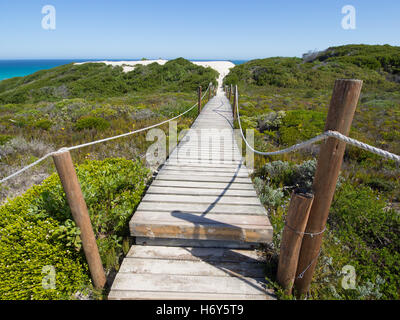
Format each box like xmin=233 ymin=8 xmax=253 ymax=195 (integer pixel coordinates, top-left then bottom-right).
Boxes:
xmin=233 ymin=85 xmax=238 ymax=121
xmin=209 ymin=83 xmax=212 ymax=100
xmin=52 ymin=149 xmax=106 ymax=290
xmin=229 ymin=84 xmax=232 ymax=101
xmin=198 ymin=86 xmax=202 ymax=114
xmin=232 ymin=85 xmax=236 ymax=115
xmin=294 ymin=79 xmax=363 ymax=297
xmin=277 ymin=192 xmax=314 ymax=295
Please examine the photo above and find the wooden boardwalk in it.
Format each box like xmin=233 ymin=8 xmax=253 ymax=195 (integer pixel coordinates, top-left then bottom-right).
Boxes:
xmin=108 ymin=88 xmax=275 ymax=300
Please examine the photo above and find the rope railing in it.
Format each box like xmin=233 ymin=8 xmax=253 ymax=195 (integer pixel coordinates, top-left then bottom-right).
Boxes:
xmin=0 ymin=84 xmax=211 ymax=184
xmin=234 ymin=86 xmax=400 ymax=163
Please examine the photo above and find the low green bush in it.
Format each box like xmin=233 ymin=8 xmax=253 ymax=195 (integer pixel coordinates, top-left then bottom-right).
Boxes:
xmin=74 ymin=116 xmax=110 ymax=131
xmin=34 ymin=119 xmax=53 ymax=130
xmin=0 ymin=134 xmax=13 ymax=145
xmin=0 ymin=158 xmax=150 ymax=300
xmin=325 ymin=183 xmax=400 ymax=299
xmin=278 ymin=110 xmax=325 ymax=146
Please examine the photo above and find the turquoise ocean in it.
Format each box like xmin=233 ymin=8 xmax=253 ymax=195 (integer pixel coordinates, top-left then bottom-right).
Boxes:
xmin=0 ymin=59 xmax=247 ymax=82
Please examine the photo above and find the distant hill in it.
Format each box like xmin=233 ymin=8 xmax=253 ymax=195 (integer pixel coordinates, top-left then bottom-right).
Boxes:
xmin=224 ymin=44 xmax=400 ymax=90
xmin=0 ymin=58 xmax=219 ymax=104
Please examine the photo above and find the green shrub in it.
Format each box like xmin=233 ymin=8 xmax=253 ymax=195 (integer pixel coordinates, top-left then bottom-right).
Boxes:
xmin=34 ymin=119 xmax=53 ymax=130
xmin=255 ymin=159 xmax=317 ymax=192
xmin=327 ymin=183 xmax=400 ymax=299
xmin=0 ymin=158 xmax=150 ymax=299
xmin=278 ymin=110 xmax=325 ymax=146
xmin=74 ymin=116 xmax=110 ymax=131
xmin=0 ymin=134 xmax=13 ymax=145
xmin=364 ymin=177 xmax=395 ymax=192
xmin=257 ymin=111 xmax=286 ymax=132
xmin=254 ymin=177 xmax=284 ymax=208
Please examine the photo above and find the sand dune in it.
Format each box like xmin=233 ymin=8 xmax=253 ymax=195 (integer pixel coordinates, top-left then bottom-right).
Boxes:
xmin=75 ymin=60 xmax=235 ymax=87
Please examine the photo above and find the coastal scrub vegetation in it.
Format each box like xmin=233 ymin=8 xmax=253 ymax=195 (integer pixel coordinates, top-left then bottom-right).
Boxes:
xmin=225 ymin=44 xmax=400 ymax=300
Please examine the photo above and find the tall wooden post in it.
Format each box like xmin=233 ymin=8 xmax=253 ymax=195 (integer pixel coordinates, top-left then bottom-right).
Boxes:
xmin=294 ymin=79 xmax=363 ymax=297
xmin=52 ymin=149 xmax=106 ymax=290
xmin=209 ymin=83 xmax=212 ymax=100
xmin=277 ymin=192 xmax=314 ymax=295
xmin=233 ymin=85 xmax=238 ymax=121
xmin=229 ymin=84 xmax=232 ymax=101
xmin=198 ymin=86 xmax=202 ymax=114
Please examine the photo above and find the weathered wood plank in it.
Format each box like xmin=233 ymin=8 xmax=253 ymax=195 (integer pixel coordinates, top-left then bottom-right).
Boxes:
xmin=136 ymin=202 xmax=267 ymax=215
xmin=151 ymin=180 xmax=255 ymax=190
xmin=135 ymin=237 xmax=261 ymax=248
xmin=110 ymin=273 xmax=270 ymax=295
xmin=159 ymin=169 xmax=248 ymax=178
xmin=132 ymin=211 xmax=271 ymax=226
xmin=108 ymin=290 xmax=272 ymax=300
xmin=156 ymin=174 xmax=252 ymax=184
xmin=146 ymin=186 xmax=258 ymax=197
xmin=159 ymin=165 xmax=249 ymax=174
xmin=125 ymin=245 xmax=264 ymax=262
xmin=142 ymin=194 xmax=262 ymax=205
xmin=130 ymin=220 xmax=272 ymax=243
xmin=119 ymin=258 xmax=265 ymax=277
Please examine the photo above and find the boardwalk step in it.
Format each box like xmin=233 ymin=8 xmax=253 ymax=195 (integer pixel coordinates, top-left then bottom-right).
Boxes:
xmin=142 ymin=194 xmax=262 ymax=205
xmin=146 ymin=186 xmax=258 ymax=197
xmin=135 ymin=202 xmax=267 ymax=215
xmin=130 ymin=211 xmax=272 ymax=243
xmin=135 ymin=237 xmax=261 ymax=248
xmin=108 ymin=246 xmax=275 ymax=300
xmin=156 ymin=174 xmax=251 ymax=183
xmin=151 ymin=180 xmax=256 ymax=190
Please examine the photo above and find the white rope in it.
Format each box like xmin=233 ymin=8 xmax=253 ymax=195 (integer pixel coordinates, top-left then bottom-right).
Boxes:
xmin=0 ymin=153 xmax=54 ymax=184
xmin=0 ymin=85 xmax=210 ymax=184
xmin=235 ymin=90 xmax=400 ymax=163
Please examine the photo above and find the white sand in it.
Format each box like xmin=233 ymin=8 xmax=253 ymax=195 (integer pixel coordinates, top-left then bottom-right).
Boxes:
xmin=74 ymin=60 xmax=235 ymax=88
xmin=192 ymin=61 xmax=235 ymax=89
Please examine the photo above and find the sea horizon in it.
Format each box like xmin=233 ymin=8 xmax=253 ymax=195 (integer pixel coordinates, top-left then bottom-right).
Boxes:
xmin=0 ymin=59 xmax=248 ymax=81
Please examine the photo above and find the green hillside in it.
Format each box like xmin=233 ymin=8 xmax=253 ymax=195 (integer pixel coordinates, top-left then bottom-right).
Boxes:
xmin=225 ymin=44 xmax=400 ymax=90
xmin=0 ymin=58 xmax=218 ymax=104
xmin=225 ymin=44 xmax=400 ymax=300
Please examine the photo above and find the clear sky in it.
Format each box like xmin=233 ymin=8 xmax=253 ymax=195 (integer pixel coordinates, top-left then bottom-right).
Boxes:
xmin=0 ymin=0 xmax=399 ymax=60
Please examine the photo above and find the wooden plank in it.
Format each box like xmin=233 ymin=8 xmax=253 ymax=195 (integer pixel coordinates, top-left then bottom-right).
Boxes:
xmin=119 ymin=258 xmax=265 ymax=277
xmin=158 ymin=170 xmax=247 ymax=178
xmin=142 ymin=194 xmax=262 ymax=206
xmin=160 ymin=165 xmax=249 ymax=174
xmin=125 ymin=245 xmax=264 ymax=262
xmin=135 ymin=237 xmax=261 ymax=248
xmin=130 ymin=219 xmax=272 ymax=243
xmin=136 ymin=202 xmax=267 ymax=215
xmin=108 ymin=290 xmax=272 ymax=300
xmin=146 ymin=186 xmax=258 ymax=197
xmin=156 ymin=174 xmax=252 ymax=184
xmin=132 ymin=211 xmax=271 ymax=226
xmin=151 ymin=180 xmax=255 ymax=190
xmin=110 ymin=273 xmax=270 ymax=295
xmin=164 ymin=161 xmax=244 ymax=169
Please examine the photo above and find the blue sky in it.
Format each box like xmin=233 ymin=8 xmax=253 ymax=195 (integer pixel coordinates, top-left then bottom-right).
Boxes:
xmin=0 ymin=0 xmax=399 ymax=60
